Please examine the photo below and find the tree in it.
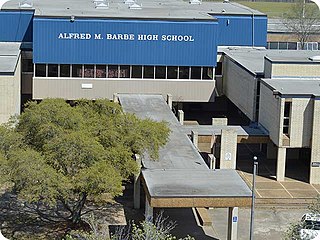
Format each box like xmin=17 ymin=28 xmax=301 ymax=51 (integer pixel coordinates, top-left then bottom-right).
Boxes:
xmin=66 ymin=213 xmax=195 ymax=240
xmin=283 ymin=195 xmax=320 ymax=239
xmin=0 ymin=99 xmax=170 ymax=225
xmin=283 ymin=0 xmax=320 ymax=49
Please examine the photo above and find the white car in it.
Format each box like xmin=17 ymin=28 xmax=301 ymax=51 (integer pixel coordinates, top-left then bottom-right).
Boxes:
xmin=300 ymin=213 xmax=320 ymax=240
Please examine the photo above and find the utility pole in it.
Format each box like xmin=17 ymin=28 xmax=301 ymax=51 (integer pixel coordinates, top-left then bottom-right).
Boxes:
xmin=249 ymin=156 xmax=258 ymax=240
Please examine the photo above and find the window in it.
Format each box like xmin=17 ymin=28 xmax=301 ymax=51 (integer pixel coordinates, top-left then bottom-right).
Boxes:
xmin=279 ymin=42 xmax=287 ymax=50
xmin=283 ymin=101 xmax=291 ymax=135
xmin=120 ymin=65 xmax=130 ymax=78
xmin=48 ymin=64 xmax=58 ymax=77
xmin=60 ymin=64 xmax=70 ymax=77
xmin=191 ymin=67 xmax=201 ymax=79
xmin=269 ymin=42 xmax=278 ymax=50
xmin=108 ymin=65 xmax=118 ymax=78
xmin=22 ymin=59 xmax=33 ymax=73
xmin=132 ymin=66 xmax=142 ymax=78
xmin=214 ymin=63 xmax=222 ymax=76
xmin=155 ymin=66 xmax=166 ymax=79
xmin=288 ymin=42 xmax=297 ymax=50
xmin=167 ymin=66 xmax=178 ymax=79
xmin=84 ymin=65 xmax=94 ymax=78
xmin=179 ymin=66 xmax=189 ymax=79
xmin=96 ymin=65 xmax=106 ymax=78
xmin=35 ymin=64 xmax=46 ymax=77
xmin=72 ymin=64 xmax=83 ymax=77
xmin=202 ymin=67 xmax=213 ymax=80
xmin=144 ymin=66 xmax=154 ymax=79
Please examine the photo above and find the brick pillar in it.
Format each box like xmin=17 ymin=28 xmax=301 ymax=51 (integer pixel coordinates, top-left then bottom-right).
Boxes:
xmin=310 ymin=99 xmax=320 ymax=184
xmin=220 ymin=129 xmax=237 ymax=169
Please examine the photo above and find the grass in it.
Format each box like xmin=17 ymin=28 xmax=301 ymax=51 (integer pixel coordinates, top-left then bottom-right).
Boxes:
xmin=238 ymin=1 xmax=294 ymax=18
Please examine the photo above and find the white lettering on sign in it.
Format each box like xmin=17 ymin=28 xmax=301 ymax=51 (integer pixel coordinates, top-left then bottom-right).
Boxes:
xmin=58 ymin=33 xmax=92 ymax=39
xmin=57 ymin=33 xmax=195 ymax=42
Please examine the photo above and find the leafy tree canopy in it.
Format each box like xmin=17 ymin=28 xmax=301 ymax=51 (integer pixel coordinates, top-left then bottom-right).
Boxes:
xmin=0 ymin=98 xmax=170 ymax=224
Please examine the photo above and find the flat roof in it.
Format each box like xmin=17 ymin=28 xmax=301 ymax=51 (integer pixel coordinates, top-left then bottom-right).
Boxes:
xmin=262 ymin=78 xmax=320 ymax=97
xmin=222 ymin=48 xmax=320 ymax=75
xmin=143 ymin=169 xmax=252 ymax=208
xmin=2 ymin=0 xmax=265 ymax=19
xmin=0 ymin=42 xmax=20 ymax=74
xmin=119 ymin=94 xmax=208 ymax=170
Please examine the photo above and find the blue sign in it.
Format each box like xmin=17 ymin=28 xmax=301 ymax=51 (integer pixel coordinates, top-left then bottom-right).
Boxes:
xmin=33 ymin=18 xmax=218 ymax=66
xmin=233 ymin=216 xmax=238 ymax=222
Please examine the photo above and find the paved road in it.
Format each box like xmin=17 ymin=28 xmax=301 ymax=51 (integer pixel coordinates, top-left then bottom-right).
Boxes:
xmin=159 ymin=207 xmax=307 ymax=240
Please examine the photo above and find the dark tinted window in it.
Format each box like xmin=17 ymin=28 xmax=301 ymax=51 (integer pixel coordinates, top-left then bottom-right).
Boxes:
xmin=132 ymin=66 xmax=142 ymax=78
xmin=72 ymin=64 xmax=83 ymax=77
xmin=60 ymin=64 xmax=70 ymax=77
xmin=96 ymin=65 xmax=106 ymax=78
xmin=48 ymin=64 xmax=58 ymax=77
xmin=35 ymin=64 xmax=46 ymax=77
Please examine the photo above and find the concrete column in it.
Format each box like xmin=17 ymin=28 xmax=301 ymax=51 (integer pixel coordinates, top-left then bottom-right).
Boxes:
xmin=145 ymin=195 xmax=153 ymax=222
xmin=227 ymin=207 xmax=238 ymax=240
xmin=208 ymin=153 xmax=216 ymax=170
xmin=191 ymin=130 xmax=198 ymax=149
xmin=113 ymin=93 xmax=118 ymax=103
xmin=167 ymin=94 xmax=172 ymax=110
xmin=212 ymin=117 xmax=228 ymax=126
xmin=220 ymin=129 xmax=237 ymax=169
xmin=310 ymin=99 xmax=320 ymax=184
xmin=276 ymin=147 xmax=287 ymax=181
xmin=267 ymin=141 xmax=277 ymax=159
xmin=178 ymin=110 xmax=184 ymax=125
xmin=134 ymin=154 xmax=142 ymax=209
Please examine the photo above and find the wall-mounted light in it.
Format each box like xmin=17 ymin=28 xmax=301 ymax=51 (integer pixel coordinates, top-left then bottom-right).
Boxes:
xmin=70 ymin=15 xmax=75 ymax=22
xmin=226 ymin=19 xmax=230 ymax=25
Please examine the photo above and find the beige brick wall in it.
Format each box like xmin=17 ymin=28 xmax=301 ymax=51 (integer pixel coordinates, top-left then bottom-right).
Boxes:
xmin=271 ymin=63 xmax=320 ymax=78
xmin=259 ymin=83 xmax=282 ymax=146
xmin=223 ymin=57 xmax=256 ymax=121
xmin=0 ymin=56 xmax=21 ymax=124
xmin=289 ymin=98 xmax=313 ymax=148
xmin=310 ymin=99 xmax=320 ymax=184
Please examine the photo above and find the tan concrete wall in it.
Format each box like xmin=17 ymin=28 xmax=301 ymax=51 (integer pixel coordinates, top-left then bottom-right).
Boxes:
xmin=271 ymin=63 xmax=320 ymax=78
xmin=259 ymin=83 xmax=282 ymax=146
xmin=0 ymin=56 xmax=21 ymax=124
xmin=310 ymin=99 xmax=320 ymax=184
xmin=220 ymin=129 xmax=237 ymax=169
xmin=33 ymin=78 xmax=216 ymax=102
xmin=289 ymin=98 xmax=313 ymax=148
xmin=223 ymin=57 xmax=256 ymax=121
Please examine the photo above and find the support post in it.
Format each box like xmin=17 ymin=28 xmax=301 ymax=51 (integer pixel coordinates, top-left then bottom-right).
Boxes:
xmin=191 ymin=130 xmax=198 ymax=149
xmin=276 ymin=147 xmax=286 ymax=181
xmin=249 ymin=159 xmax=258 ymax=240
xmin=178 ymin=110 xmax=184 ymax=125
xmin=208 ymin=153 xmax=216 ymax=170
xmin=227 ymin=207 xmax=238 ymax=240
xmin=133 ymin=154 xmax=141 ymax=209
xmin=167 ymin=94 xmax=172 ymax=110
xmin=113 ymin=93 xmax=119 ymax=103
xmin=145 ymin=195 xmax=153 ymax=222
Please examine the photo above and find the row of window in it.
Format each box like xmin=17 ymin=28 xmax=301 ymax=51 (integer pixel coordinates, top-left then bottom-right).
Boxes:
xmin=267 ymin=41 xmax=320 ymax=50
xmin=34 ymin=64 xmax=214 ymax=80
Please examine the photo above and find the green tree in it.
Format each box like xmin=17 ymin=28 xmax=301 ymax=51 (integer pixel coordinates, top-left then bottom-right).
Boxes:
xmin=0 ymin=99 xmax=170 ymax=225
xmin=283 ymin=0 xmax=320 ymax=49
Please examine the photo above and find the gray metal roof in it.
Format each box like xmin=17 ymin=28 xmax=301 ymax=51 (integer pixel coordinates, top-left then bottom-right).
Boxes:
xmin=222 ymin=47 xmax=320 ymax=75
xmin=262 ymin=78 xmax=320 ymax=97
xmin=118 ymin=94 xmax=208 ymax=169
xmin=2 ymin=0 xmax=265 ymax=19
xmin=0 ymin=42 xmax=20 ymax=74
xmin=143 ymin=169 xmax=252 ymax=198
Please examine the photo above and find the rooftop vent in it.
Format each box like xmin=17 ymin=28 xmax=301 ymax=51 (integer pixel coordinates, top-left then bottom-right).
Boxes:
xmin=309 ymin=56 xmax=320 ymax=62
xmin=189 ymin=0 xmax=202 ymax=4
xmin=124 ymin=0 xmax=135 ymax=4
xmin=19 ymin=0 xmax=33 ymax=8
xmin=129 ymin=3 xmax=142 ymax=9
xmin=95 ymin=1 xmax=109 ymax=9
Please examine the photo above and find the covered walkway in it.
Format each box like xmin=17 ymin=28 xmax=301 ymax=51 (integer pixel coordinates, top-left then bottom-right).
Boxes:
xmin=118 ymin=94 xmax=252 ymax=240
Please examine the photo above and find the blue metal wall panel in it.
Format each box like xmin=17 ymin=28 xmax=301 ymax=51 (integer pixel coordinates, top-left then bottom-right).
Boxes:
xmin=213 ymin=15 xmax=267 ymax=47
xmin=33 ymin=18 xmax=218 ymax=66
xmin=0 ymin=11 xmax=34 ymax=42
